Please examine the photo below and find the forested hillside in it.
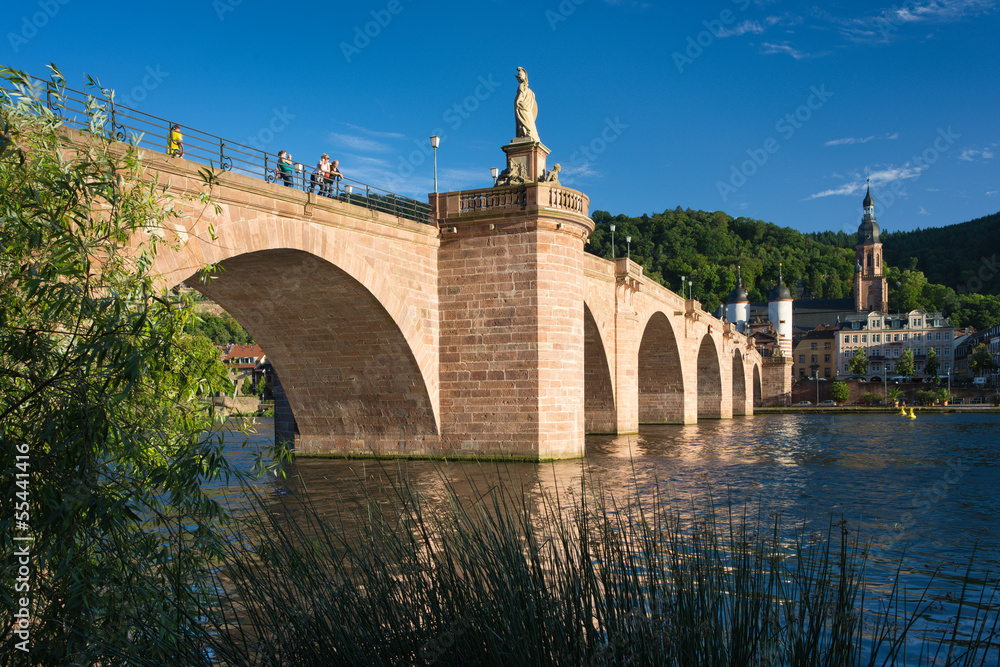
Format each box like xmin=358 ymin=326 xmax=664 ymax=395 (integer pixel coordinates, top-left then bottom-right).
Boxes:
xmin=587 ymin=208 xmax=856 ymax=314
xmin=881 ymin=211 xmax=1000 ymax=295
xmin=586 ymin=208 xmax=1000 ymax=329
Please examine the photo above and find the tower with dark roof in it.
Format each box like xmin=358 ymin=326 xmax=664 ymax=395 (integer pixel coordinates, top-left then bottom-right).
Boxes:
xmin=768 ymin=264 xmax=794 ymax=357
xmin=853 ymin=184 xmax=889 ymax=313
xmin=726 ymin=266 xmax=750 ymax=332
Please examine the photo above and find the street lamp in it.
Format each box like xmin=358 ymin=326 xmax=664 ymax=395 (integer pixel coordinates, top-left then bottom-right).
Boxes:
xmin=610 ymin=224 xmax=616 ymax=258
xmin=491 ymin=167 xmax=499 ymax=186
xmin=626 ymin=236 xmax=631 ymax=260
xmin=681 ymin=275 xmax=686 ymax=299
xmin=344 ymin=184 xmax=352 ymax=204
xmin=430 ymin=135 xmax=440 ymax=193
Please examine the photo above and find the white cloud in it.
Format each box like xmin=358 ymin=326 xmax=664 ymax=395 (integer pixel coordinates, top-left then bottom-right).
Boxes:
xmin=760 ymin=41 xmax=812 ymax=58
xmin=825 ymin=136 xmax=876 ymax=146
xmin=717 ymin=20 xmax=766 ymax=37
xmin=807 ymin=163 xmax=925 ymax=199
xmin=808 ymin=182 xmax=865 ymax=199
xmin=960 ymin=146 xmax=996 ymax=161
xmin=328 ymin=133 xmax=394 ymax=154
xmin=918 ymin=206 xmax=930 ymax=215
xmin=824 ymin=132 xmax=899 ymax=147
xmin=340 ymin=122 xmax=405 ymax=140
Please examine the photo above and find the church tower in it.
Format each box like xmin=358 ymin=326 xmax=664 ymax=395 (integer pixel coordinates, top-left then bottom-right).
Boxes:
xmin=854 ymin=185 xmax=889 ymax=312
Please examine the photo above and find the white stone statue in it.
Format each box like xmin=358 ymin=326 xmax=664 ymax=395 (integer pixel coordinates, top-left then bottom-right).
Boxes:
xmin=514 ymin=67 xmax=539 ymax=142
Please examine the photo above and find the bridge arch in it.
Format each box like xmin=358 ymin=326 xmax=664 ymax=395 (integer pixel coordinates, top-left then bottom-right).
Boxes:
xmin=753 ymin=364 xmax=763 ymax=407
xmin=697 ymin=335 xmax=724 ymax=419
xmin=190 ymin=249 xmax=438 ymax=453
xmin=149 ymin=193 xmax=441 ymax=454
xmin=584 ymin=303 xmax=616 ymax=433
xmin=733 ymin=349 xmax=747 ymax=416
xmin=637 ymin=311 xmax=686 ymax=424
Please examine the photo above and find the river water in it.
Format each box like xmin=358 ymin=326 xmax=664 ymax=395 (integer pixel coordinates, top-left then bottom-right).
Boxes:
xmin=222 ymin=412 xmax=1000 ymax=651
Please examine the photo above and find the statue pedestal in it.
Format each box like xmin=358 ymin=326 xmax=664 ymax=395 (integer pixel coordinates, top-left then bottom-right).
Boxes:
xmin=501 ymin=138 xmax=550 ymax=183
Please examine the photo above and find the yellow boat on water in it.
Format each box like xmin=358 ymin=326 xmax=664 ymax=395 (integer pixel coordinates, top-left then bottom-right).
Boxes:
xmin=908 ymin=407 xmax=916 ymax=419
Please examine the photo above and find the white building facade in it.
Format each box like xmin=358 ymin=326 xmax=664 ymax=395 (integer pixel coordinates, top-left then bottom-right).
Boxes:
xmin=835 ymin=309 xmax=953 ymax=380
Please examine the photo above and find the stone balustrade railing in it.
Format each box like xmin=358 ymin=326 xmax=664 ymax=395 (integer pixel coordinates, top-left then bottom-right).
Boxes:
xmin=459 ymin=187 xmax=527 ymax=213
xmin=432 ymin=182 xmax=590 ymax=222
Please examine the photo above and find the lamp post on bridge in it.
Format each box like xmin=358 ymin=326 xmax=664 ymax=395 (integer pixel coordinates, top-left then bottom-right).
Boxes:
xmin=626 ymin=236 xmax=631 ymax=260
xmin=610 ymin=224 xmax=616 ymax=259
xmin=491 ymin=167 xmax=498 ymax=187
xmin=430 ymin=135 xmax=440 ymax=194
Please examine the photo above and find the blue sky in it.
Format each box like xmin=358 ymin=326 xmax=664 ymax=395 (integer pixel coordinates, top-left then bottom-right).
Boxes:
xmin=4 ymin=0 xmax=998 ymax=235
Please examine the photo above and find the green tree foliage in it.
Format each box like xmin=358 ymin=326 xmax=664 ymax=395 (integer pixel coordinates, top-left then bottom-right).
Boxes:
xmin=830 ymin=380 xmax=850 ymax=404
xmin=186 ymin=311 xmax=254 ymax=345
xmin=881 ymin=212 xmax=1000 ymax=296
xmin=970 ymin=343 xmax=998 ymax=376
xmin=586 ymin=208 xmax=856 ymax=313
xmin=897 ymin=349 xmax=916 ymax=378
xmin=925 ymin=347 xmax=940 ymax=378
xmin=588 ymin=208 xmax=998 ymax=329
xmin=0 ymin=68 xmax=276 ymax=663
xmin=848 ymin=349 xmax=869 ymax=375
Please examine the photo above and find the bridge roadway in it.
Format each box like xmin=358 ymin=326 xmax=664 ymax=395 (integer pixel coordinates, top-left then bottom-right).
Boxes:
xmin=138 ymin=145 xmax=776 ymax=460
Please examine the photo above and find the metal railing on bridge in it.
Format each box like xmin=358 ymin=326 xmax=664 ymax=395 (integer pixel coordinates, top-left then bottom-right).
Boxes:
xmin=0 ymin=69 xmax=433 ymax=224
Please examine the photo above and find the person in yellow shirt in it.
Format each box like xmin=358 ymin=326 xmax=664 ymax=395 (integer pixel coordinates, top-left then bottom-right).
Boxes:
xmin=167 ymin=123 xmax=184 ymax=157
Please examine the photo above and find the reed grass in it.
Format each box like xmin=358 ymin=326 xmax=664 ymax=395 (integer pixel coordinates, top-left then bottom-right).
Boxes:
xmin=188 ymin=465 xmax=1000 ymax=666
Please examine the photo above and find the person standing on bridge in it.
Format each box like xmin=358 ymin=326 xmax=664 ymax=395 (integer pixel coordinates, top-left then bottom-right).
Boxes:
xmin=167 ymin=123 xmax=184 ymax=157
xmin=311 ymin=153 xmax=330 ymax=195
xmin=327 ymin=159 xmax=343 ymax=196
xmin=276 ymin=150 xmax=294 ymax=188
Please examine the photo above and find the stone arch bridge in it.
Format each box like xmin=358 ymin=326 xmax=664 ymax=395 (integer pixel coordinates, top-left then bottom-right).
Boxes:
xmin=143 ymin=151 xmax=786 ymax=460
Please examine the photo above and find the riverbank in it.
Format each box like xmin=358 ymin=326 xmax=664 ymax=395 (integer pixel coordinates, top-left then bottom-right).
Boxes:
xmin=757 ymin=405 xmax=1000 ymax=414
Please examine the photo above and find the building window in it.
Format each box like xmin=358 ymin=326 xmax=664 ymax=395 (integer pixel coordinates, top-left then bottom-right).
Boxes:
xmin=811 ymin=355 xmax=818 ymax=363
xmin=853 ymin=335 xmax=859 ymax=343
xmin=944 ymin=332 xmax=951 ymax=341
xmin=894 ymin=334 xmax=900 ymax=342
xmin=844 ymin=336 xmax=850 ymax=344
xmin=936 ymin=333 xmax=941 ymax=341
xmin=861 ymin=335 xmax=867 ymax=343
xmin=800 ymin=369 xmax=806 ymax=377
xmin=844 ymin=363 xmax=850 ymax=372
xmin=825 ymin=342 xmax=831 ymax=350
xmin=944 ymin=348 xmax=950 ymax=357
xmin=825 ymin=354 xmax=830 ymax=362
xmin=945 ymin=363 xmax=950 ymax=372
xmin=824 ymin=367 xmax=831 ymax=377
xmin=903 ymin=333 xmax=908 ymax=341
xmin=894 ymin=348 xmax=900 ymax=357
xmin=811 ymin=342 xmax=817 ymax=350
xmin=799 ymin=355 xmax=805 ymax=363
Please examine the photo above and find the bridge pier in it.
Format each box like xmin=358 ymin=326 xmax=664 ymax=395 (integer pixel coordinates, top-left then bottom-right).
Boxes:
xmin=433 ymin=180 xmax=595 ymax=460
